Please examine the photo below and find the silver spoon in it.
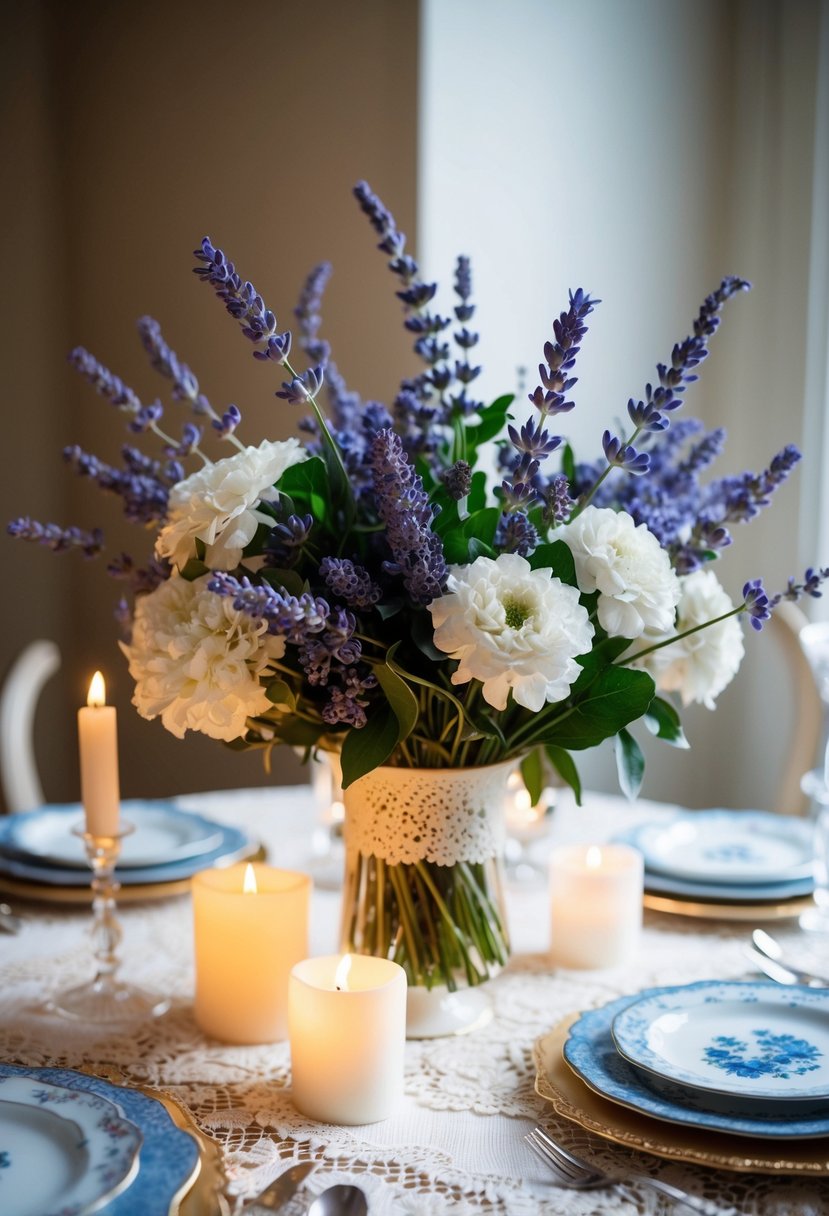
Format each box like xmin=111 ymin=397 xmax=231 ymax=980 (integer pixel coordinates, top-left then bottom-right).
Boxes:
xmin=307 ymin=1184 xmax=368 ymax=1216
xmin=751 ymin=929 xmax=829 ymax=985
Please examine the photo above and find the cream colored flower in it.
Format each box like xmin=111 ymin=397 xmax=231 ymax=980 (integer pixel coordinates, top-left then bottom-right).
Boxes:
xmin=429 ymin=553 xmax=594 ymax=711
xmin=559 ymin=506 xmax=680 ymax=638
xmin=121 ymin=575 xmax=285 ymax=741
xmin=156 ymin=438 xmax=307 ymax=571
xmin=636 ymin=568 xmax=745 ymax=709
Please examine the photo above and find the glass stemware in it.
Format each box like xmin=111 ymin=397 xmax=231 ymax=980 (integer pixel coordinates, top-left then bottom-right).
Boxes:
xmin=50 ymin=822 xmax=170 ymax=1023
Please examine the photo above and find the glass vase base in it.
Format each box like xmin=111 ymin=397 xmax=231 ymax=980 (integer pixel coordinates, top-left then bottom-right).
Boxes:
xmin=405 ymin=983 xmax=493 ymax=1039
xmin=49 ymin=978 xmax=171 ymax=1025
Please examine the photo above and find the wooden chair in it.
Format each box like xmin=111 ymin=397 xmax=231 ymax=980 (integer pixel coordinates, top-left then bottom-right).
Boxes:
xmin=0 ymin=639 xmax=61 ymax=813
xmin=769 ymin=602 xmax=824 ymax=815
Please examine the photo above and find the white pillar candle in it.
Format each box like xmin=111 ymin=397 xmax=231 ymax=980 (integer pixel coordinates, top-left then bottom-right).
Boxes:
xmin=289 ymin=954 xmax=407 ymax=1125
xmin=549 ymin=843 xmax=643 ymax=969
xmin=193 ymin=863 xmax=311 ymax=1043
xmin=77 ymin=671 xmax=120 ymax=837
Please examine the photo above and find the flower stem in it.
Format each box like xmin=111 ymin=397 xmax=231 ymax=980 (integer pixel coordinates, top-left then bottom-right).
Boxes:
xmin=616 ymin=604 xmax=746 ymax=666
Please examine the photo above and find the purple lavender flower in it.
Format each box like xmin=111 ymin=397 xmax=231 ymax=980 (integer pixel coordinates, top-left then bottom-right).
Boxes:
xmin=212 ymin=405 xmax=242 ymax=439
xmin=322 ymin=667 xmax=377 ymax=728
xmin=294 ymin=262 xmax=333 ymax=366
xmin=541 ymin=475 xmax=574 ymax=527
xmin=62 ymin=444 xmax=171 ymax=525
xmin=769 ymin=566 xmax=829 ymax=607
xmin=528 ymin=288 xmax=599 ymax=418
xmin=68 ymin=347 xmax=142 ymax=412
xmin=253 ymin=332 xmax=293 ymax=366
xmin=495 ymin=510 xmax=539 ymax=556
xmin=743 ymin=579 xmax=771 ymax=631
xmin=276 ymin=365 xmax=325 ymax=405
xmin=368 ymin=429 xmax=447 ymax=604
xmin=440 ymin=460 xmax=472 ymax=501
xmin=8 ymin=517 xmax=104 ymax=557
xmin=319 ymin=557 xmax=382 ymax=608
xmin=107 ymin=552 xmax=170 ymax=595
xmin=208 ymin=573 xmax=329 ymax=640
xmin=136 ymin=316 xmax=209 ymax=413
xmin=602 ymin=430 xmax=650 ymax=475
xmin=194 ymin=237 xmax=285 ymax=347
xmin=265 ymin=513 xmax=314 ymax=567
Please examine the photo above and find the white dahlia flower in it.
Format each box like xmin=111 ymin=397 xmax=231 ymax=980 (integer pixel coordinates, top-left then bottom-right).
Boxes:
xmin=559 ymin=506 xmax=680 ymax=638
xmin=636 ymin=568 xmax=745 ymax=709
xmin=429 ymin=553 xmax=594 ymax=712
xmin=121 ymin=575 xmax=285 ymax=741
xmin=156 ymin=438 xmax=307 ymax=571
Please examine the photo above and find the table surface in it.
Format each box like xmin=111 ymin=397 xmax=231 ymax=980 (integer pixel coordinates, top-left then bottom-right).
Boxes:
xmin=0 ymin=784 xmax=826 ymax=1216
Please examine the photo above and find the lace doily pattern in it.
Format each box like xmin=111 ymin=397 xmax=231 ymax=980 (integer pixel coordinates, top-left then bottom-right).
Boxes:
xmin=343 ymin=762 xmax=512 ymax=865
xmin=0 ymin=787 xmax=825 ymax=1215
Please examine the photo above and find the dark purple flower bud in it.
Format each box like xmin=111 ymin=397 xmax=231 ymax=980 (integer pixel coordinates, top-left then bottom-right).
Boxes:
xmin=440 ymin=460 xmax=472 ymax=501
xmin=507 ymin=417 xmax=562 ymax=459
xmin=68 ymin=347 xmax=142 ymax=413
xmin=137 ymin=317 xmax=204 ymax=409
xmin=129 ymin=402 xmax=164 ymax=433
xmin=212 ymin=405 xmax=242 ymax=439
xmin=495 ymin=510 xmax=539 ymax=556
xmin=8 ymin=517 xmax=104 ymax=558
xmin=252 ymin=331 xmax=293 ymax=365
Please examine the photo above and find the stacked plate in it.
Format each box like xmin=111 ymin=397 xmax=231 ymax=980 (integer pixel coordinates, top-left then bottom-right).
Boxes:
xmin=0 ymin=800 xmax=257 ymax=903
xmin=535 ymin=980 xmax=829 ymax=1174
xmin=0 ymin=1062 xmax=206 ymax=1216
xmin=613 ymin=809 xmax=816 ymax=920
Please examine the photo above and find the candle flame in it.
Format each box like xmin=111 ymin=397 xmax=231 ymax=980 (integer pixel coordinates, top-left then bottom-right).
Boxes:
xmin=330 ymin=799 xmax=345 ymax=824
xmin=334 ymin=953 xmax=352 ymax=991
xmin=87 ymin=671 xmax=106 ymax=708
xmin=242 ymin=863 xmax=258 ymax=895
xmin=585 ymin=845 xmax=603 ymax=869
xmin=514 ymin=788 xmax=532 ymax=813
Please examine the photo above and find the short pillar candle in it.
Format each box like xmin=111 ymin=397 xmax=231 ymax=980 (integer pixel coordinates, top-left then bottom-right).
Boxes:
xmin=193 ymin=863 xmax=311 ymax=1043
xmin=549 ymin=843 xmax=643 ymax=969
xmin=289 ymin=954 xmax=407 ymax=1125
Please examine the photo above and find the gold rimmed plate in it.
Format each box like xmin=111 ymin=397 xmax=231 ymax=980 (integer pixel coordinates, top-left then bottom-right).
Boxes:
xmin=534 ymin=1014 xmax=829 ymax=1175
xmin=643 ymin=892 xmax=816 ymax=922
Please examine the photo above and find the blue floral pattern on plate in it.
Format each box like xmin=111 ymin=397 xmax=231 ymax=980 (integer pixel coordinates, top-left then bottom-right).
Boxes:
xmin=564 ymin=990 xmax=829 ymax=1138
xmin=0 ymin=1064 xmax=200 ymax=1216
xmin=611 ymin=981 xmax=829 ymax=1102
xmin=0 ymin=1074 xmax=142 ymax=1216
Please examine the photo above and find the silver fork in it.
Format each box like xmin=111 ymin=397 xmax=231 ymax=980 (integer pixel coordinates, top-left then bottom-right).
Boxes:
xmin=525 ymin=1126 xmax=739 ymax=1215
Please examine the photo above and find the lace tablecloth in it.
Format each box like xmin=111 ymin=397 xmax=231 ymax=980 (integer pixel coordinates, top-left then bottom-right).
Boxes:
xmin=0 ymin=786 xmax=826 ymax=1215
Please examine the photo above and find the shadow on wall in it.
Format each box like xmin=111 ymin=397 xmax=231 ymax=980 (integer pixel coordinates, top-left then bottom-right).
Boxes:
xmin=0 ymin=0 xmax=419 ymax=807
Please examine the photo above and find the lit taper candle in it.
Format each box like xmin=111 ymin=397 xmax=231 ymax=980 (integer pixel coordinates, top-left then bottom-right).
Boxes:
xmin=77 ymin=671 xmax=120 ymax=837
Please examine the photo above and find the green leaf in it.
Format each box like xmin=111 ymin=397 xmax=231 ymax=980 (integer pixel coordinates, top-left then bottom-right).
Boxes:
xmin=464 ymin=394 xmax=514 ymax=450
xmin=467 ymin=537 xmax=496 ymax=561
xmin=260 ymin=567 xmax=306 ymax=597
xmin=375 ymin=598 xmax=404 ymax=621
xmin=543 ymin=667 xmax=656 ymax=751
xmin=374 ymin=651 xmax=419 ymax=747
xmin=340 ymin=707 xmax=399 ymax=788
xmin=615 ymin=727 xmax=645 ymax=800
xmin=644 ymin=695 xmax=690 ymax=748
xmin=561 ymin=443 xmax=576 ymax=484
xmin=179 ymin=557 xmax=209 ymax=581
xmin=520 ymin=748 xmax=545 ymax=805
xmin=410 ymin=611 xmax=445 ymax=661
xmin=265 ymin=680 xmax=296 ymax=710
xmin=467 ymin=470 xmax=487 ymax=513
xmin=276 ymin=456 xmax=329 ymax=522
xmin=528 ymin=539 xmax=577 ymax=586
xmin=544 ymin=745 xmax=583 ymax=805
xmin=442 ymin=506 xmax=501 ymax=563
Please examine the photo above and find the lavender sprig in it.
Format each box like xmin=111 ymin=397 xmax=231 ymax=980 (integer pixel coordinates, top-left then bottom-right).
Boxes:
xmin=68 ymin=346 xmax=184 ymax=455
xmin=8 ymin=517 xmax=104 ymax=557
xmin=320 ymin=557 xmax=382 ymax=608
xmin=62 ymin=444 xmax=172 ymax=525
xmin=368 ymin=429 xmax=448 ymax=604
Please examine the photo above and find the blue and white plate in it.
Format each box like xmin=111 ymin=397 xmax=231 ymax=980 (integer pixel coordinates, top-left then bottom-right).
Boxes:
xmin=641 ymin=868 xmax=814 ymax=902
xmin=0 ymin=1064 xmax=200 ymax=1216
xmin=0 ymin=1074 xmax=142 ymax=1216
xmin=0 ymin=802 xmax=225 ymax=869
xmin=611 ymin=980 xmax=829 ymax=1104
xmin=617 ymin=811 xmax=814 ymax=885
xmin=0 ymin=819 xmax=253 ymax=886
xmin=563 ymin=990 xmax=829 ymax=1138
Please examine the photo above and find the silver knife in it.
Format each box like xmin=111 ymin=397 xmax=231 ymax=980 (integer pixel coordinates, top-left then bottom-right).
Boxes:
xmin=745 ymin=946 xmax=828 ymax=988
xmin=242 ymin=1161 xmax=317 ymax=1212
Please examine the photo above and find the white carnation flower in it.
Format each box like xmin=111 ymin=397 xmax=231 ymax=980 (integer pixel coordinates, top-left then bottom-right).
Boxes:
xmin=429 ymin=553 xmax=594 ymax=712
xmin=636 ymin=568 xmax=745 ymax=709
xmin=121 ymin=575 xmax=285 ymax=741
xmin=156 ymin=438 xmax=307 ymax=571
xmin=559 ymin=506 xmax=680 ymax=638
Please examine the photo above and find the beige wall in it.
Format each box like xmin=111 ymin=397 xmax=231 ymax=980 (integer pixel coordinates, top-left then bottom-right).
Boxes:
xmin=1 ymin=0 xmax=419 ymax=807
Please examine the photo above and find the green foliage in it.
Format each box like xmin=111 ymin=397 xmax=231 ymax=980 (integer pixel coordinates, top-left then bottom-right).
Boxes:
xmin=544 ymin=745 xmax=583 ymax=805
xmin=644 ymin=695 xmax=690 ymax=748
xmin=615 ymin=726 xmax=645 ymax=800
xmin=542 ymin=666 xmax=656 ymax=751
xmin=341 ymin=705 xmax=399 ymax=788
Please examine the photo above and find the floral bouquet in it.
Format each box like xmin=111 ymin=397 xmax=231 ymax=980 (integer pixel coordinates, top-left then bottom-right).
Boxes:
xmin=11 ymin=182 xmax=824 ymax=993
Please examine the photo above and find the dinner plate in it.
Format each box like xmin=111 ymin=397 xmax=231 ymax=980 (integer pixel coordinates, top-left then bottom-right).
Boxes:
xmin=562 ymin=990 xmax=829 ymax=1138
xmin=0 ymin=822 xmax=253 ymax=887
xmin=619 ymin=811 xmax=814 ymax=885
xmin=0 ymin=1074 xmax=142 ymax=1216
xmin=612 ymin=981 xmax=829 ymax=1104
xmin=534 ymin=1014 xmax=829 ymax=1175
xmin=642 ymin=869 xmax=814 ymax=902
xmin=0 ymin=1064 xmax=201 ymax=1216
xmin=642 ymin=891 xmax=817 ymax=922
xmin=0 ymin=802 xmax=226 ymax=870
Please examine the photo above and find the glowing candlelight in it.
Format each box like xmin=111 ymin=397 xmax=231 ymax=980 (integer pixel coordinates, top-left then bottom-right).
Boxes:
xmin=549 ymin=843 xmax=643 ymax=969
xmin=77 ymin=670 xmax=120 ymax=837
